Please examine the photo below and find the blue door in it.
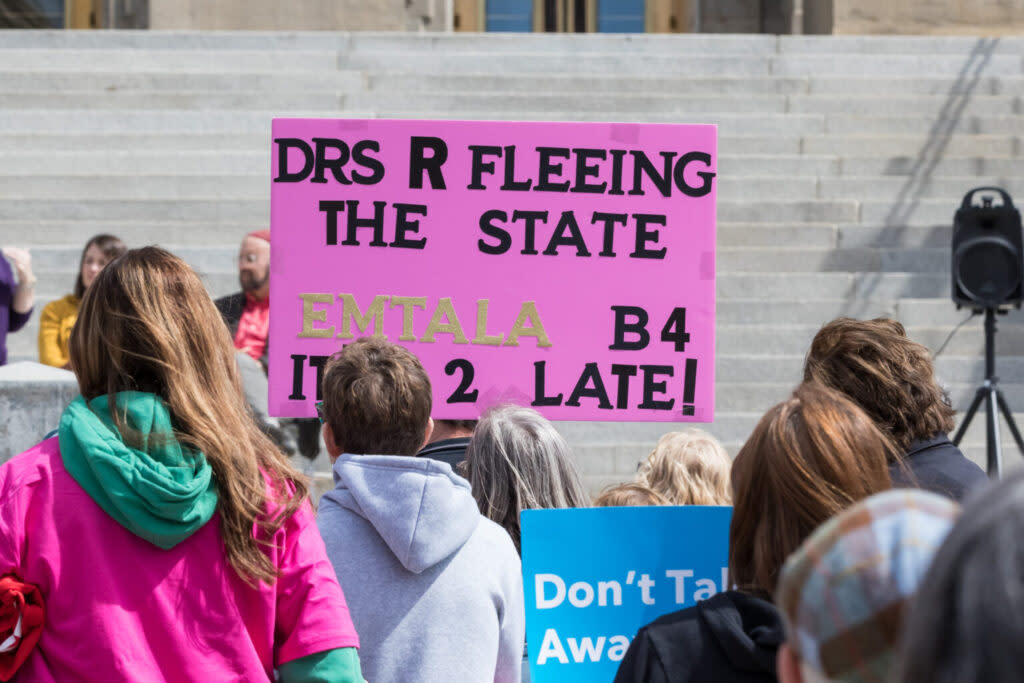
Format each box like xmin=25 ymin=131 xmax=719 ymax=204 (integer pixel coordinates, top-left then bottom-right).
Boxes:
xmin=598 ymin=0 xmax=645 ymax=32
xmin=486 ymin=0 xmax=533 ymax=32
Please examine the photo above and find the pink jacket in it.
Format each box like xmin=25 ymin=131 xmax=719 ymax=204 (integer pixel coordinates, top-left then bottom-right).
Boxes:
xmin=0 ymin=438 xmax=359 ymax=681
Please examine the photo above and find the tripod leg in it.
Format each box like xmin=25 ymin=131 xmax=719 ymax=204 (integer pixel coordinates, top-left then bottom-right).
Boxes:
xmin=987 ymin=387 xmax=1003 ymax=478
xmin=996 ymin=389 xmax=1024 ymax=459
xmin=954 ymin=387 xmax=987 ymax=445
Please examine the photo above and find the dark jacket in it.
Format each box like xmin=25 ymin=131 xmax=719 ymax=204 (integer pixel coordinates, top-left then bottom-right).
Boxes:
xmin=892 ymin=433 xmax=988 ymax=501
xmin=613 ymin=591 xmax=783 ymax=683
xmin=215 ymin=292 xmax=268 ymax=371
xmin=416 ymin=437 xmax=471 ymax=471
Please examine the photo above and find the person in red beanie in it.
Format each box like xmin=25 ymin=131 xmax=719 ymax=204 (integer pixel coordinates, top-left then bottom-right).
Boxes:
xmin=215 ymin=231 xmax=319 ymax=460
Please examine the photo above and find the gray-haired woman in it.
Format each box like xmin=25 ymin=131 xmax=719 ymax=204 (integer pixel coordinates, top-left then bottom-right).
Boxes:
xmin=462 ymin=404 xmax=590 ymax=683
xmin=463 ymin=403 xmax=590 ymax=554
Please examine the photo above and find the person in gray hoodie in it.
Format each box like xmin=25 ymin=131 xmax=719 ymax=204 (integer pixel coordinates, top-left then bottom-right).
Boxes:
xmin=317 ymin=336 xmax=525 ymax=683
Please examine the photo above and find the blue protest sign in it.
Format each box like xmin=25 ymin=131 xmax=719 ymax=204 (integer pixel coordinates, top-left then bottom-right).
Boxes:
xmin=520 ymin=506 xmax=732 ymax=682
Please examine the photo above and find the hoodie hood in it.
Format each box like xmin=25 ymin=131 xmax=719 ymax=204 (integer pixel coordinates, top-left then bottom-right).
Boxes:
xmin=323 ymin=453 xmax=480 ymax=573
xmin=59 ymin=392 xmax=218 ymax=549
xmin=698 ymin=591 xmax=784 ymax=675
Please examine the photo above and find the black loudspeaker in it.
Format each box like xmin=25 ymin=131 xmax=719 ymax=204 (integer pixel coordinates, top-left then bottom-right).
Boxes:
xmin=952 ymin=187 xmax=1024 ymax=310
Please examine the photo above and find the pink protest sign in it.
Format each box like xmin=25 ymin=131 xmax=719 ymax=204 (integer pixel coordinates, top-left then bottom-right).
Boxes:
xmin=269 ymin=118 xmax=716 ymax=421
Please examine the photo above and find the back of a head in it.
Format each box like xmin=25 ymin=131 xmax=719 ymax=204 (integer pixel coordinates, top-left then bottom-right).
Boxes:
xmin=69 ymin=246 xmax=304 ymax=585
xmin=776 ymin=489 xmax=959 ymax=683
xmin=803 ymin=317 xmax=955 ymax=452
xmin=729 ymin=381 xmax=895 ymax=597
xmin=321 ymin=336 xmax=432 ymax=456
xmin=637 ymin=429 xmax=732 ymax=505
xmin=465 ymin=404 xmax=589 ymax=552
xmin=899 ymin=472 xmax=1024 ymax=683
xmin=593 ymin=482 xmax=669 ymax=507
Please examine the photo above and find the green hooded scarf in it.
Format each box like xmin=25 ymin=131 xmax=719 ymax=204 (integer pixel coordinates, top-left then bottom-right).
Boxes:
xmin=59 ymin=392 xmax=218 ymax=549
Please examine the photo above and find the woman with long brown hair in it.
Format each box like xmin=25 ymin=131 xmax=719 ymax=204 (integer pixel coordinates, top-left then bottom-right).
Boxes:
xmin=0 ymin=247 xmax=363 ymax=681
xmin=614 ymin=382 xmax=894 ymax=683
xmin=38 ymin=233 xmax=126 ymax=368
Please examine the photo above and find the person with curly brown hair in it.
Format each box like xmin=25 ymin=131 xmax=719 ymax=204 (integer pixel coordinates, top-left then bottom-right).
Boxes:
xmin=804 ymin=317 xmax=987 ymax=500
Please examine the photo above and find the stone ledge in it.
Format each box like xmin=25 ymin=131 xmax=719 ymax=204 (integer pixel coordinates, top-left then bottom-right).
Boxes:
xmin=0 ymin=361 xmax=78 ymax=463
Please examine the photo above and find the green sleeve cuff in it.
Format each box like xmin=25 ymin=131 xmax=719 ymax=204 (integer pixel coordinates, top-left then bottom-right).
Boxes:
xmin=278 ymin=646 xmax=364 ymax=683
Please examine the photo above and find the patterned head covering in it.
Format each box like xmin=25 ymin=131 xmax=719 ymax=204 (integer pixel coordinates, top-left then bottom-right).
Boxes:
xmin=775 ymin=489 xmax=959 ymax=683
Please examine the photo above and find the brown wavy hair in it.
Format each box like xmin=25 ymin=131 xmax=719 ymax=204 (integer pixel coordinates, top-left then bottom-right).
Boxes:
xmin=69 ymin=246 xmax=307 ymax=585
xmin=728 ymin=382 xmax=894 ymax=597
xmin=803 ymin=317 xmax=955 ymax=452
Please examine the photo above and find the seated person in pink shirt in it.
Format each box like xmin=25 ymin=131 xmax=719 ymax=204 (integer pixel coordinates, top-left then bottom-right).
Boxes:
xmin=0 ymin=247 xmax=363 ymax=682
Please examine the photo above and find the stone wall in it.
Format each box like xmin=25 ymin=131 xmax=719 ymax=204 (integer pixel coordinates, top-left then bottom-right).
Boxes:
xmin=833 ymin=0 xmax=1024 ymax=35
xmin=145 ymin=0 xmax=1024 ymax=35
xmin=149 ymin=0 xmax=449 ymax=32
xmin=0 ymin=363 xmax=78 ymax=464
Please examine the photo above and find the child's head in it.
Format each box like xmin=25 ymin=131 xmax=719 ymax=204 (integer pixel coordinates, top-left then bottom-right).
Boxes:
xmin=593 ymin=483 xmax=669 ymax=507
xmin=637 ymin=429 xmax=732 ymax=506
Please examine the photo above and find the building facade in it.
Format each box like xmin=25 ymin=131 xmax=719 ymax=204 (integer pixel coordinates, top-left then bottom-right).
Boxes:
xmin=2 ymin=0 xmax=1023 ymax=36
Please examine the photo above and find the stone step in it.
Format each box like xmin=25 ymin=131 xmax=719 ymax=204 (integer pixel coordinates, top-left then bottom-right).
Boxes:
xmin=721 ymin=272 xmax=948 ymax=302
xmin=347 ymin=91 xmax=790 ymax=114
xmin=790 ymin=94 xmax=1020 ymax=116
xmin=350 ymin=92 xmax=1024 ymax=118
xmin=0 ymin=175 xmax=268 ymax=200
xmin=0 ymin=109 xmax=828 ymax=135
xmin=367 ymin=73 xmax=812 ymax=95
xmin=21 ymin=244 xmax=236 ymax=273
xmin=818 ymin=176 xmax=1017 ymax=201
xmin=859 ymin=199 xmax=961 ymax=225
xmin=0 ymin=70 xmax=368 ymax=91
xmin=0 ymin=220 xmax=257 ymax=246
xmin=807 ymin=76 xmax=1024 ymax=96
xmin=839 ymin=157 xmax=1024 ymax=176
xmin=825 ymin=114 xmax=1024 ymax=136
xmin=0 ymin=29 xmax=779 ymax=54
xmin=719 ymin=223 xmax=838 ymax=248
xmin=0 ymin=91 xmax=346 ymax=110
xmin=4 ymin=30 xmax=1020 ymax=58
xmin=11 ymin=69 xmax=1024 ymax=104
xmin=0 ymin=110 xmax=345 ymax=133
xmin=0 ymin=198 xmax=859 ymax=223
xmin=371 ymin=74 xmax=1024 ymax=98
xmin=836 ymin=224 xmax=950 ymax=248
xmin=339 ymin=52 xmax=776 ymax=76
xmin=778 ymin=35 xmax=1022 ymax=55
xmin=806 ymin=135 xmax=1021 ymax=157
xmin=0 ymin=133 xmax=269 ymax=152
xmin=0 ymin=48 xmax=342 ymax=72
xmin=712 ymin=324 xmax=1024 ymax=357
xmin=894 ymin=300 xmax=1023 ymax=327
xmin=718 ymin=247 xmax=946 ymax=273
xmin=772 ymin=53 xmax=1024 ymax=77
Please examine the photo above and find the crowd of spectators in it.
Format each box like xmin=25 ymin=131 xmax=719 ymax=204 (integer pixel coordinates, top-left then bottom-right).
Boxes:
xmin=0 ymin=242 xmax=1012 ymax=683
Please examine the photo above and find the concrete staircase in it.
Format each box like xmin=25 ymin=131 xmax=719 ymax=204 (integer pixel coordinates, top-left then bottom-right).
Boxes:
xmin=3 ymin=30 xmax=1024 ymax=489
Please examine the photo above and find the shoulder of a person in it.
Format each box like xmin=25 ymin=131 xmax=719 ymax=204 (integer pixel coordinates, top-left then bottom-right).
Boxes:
xmin=214 ymin=292 xmax=244 ymax=311
xmin=472 ymin=515 xmax=518 ymax=551
xmin=41 ymin=294 xmax=76 ymax=317
xmin=0 ymin=437 xmax=62 ymax=507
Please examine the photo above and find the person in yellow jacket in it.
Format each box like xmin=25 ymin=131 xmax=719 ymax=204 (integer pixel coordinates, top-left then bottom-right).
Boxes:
xmin=38 ymin=234 xmax=125 ymax=368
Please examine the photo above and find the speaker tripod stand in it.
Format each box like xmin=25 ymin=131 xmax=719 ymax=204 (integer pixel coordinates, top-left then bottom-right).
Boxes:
xmin=952 ymin=308 xmax=1024 ymax=477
